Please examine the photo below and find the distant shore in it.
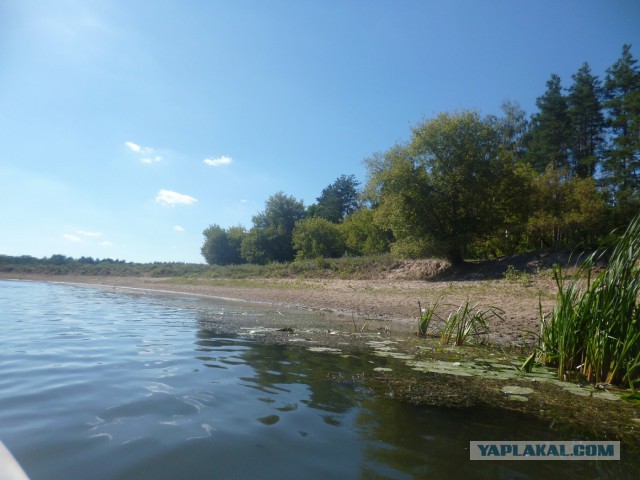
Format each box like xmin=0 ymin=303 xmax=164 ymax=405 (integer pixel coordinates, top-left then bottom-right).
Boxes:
xmin=0 ymin=272 xmax=556 ymax=345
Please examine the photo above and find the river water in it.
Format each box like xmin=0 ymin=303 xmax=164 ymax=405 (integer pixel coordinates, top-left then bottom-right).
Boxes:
xmin=0 ymin=280 xmax=635 ymax=479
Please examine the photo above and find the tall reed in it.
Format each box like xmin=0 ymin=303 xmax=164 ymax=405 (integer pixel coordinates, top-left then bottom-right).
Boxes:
xmin=440 ymin=299 xmax=500 ymax=346
xmin=539 ymin=214 xmax=640 ymax=389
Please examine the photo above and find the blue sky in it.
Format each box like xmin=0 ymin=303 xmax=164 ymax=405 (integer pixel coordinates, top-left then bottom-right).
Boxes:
xmin=1 ymin=1 xmax=639 ymax=263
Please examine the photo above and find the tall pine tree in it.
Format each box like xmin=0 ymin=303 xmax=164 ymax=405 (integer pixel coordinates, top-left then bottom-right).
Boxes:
xmin=604 ymin=44 xmax=640 ymax=222
xmin=567 ymin=63 xmax=605 ymax=178
xmin=525 ymin=74 xmax=571 ymax=173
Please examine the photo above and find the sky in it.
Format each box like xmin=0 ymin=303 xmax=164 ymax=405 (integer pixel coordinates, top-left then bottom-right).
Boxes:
xmin=1 ymin=1 xmax=639 ymax=264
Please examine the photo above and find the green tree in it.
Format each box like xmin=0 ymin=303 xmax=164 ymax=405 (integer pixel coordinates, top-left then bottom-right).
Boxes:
xmin=201 ymin=224 xmax=245 ymax=265
xmin=603 ymin=44 xmax=640 ymax=223
xmin=525 ymin=74 xmax=571 ymax=173
xmin=525 ymin=167 xmax=607 ymax=248
xmin=491 ymin=100 xmax=529 ymax=159
xmin=339 ymin=208 xmax=391 ymax=256
xmin=307 ymin=174 xmax=361 ymax=223
xmin=245 ymin=192 xmax=306 ymax=263
xmin=366 ymin=111 xmax=523 ymax=265
xmin=292 ymin=217 xmax=345 ymax=260
xmin=567 ymin=62 xmax=605 ymax=178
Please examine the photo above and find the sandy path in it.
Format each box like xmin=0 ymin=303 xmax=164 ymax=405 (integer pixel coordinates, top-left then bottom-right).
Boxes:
xmin=1 ymin=273 xmax=557 ymax=345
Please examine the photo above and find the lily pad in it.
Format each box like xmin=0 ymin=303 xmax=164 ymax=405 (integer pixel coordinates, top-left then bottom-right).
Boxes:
xmin=507 ymin=395 xmax=529 ymax=402
xmin=501 ymin=385 xmax=534 ymax=395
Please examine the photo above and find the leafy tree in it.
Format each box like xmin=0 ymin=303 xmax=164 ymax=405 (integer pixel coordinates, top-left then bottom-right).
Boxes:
xmin=525 ymin=74 xmax=571 ymax=173
xmin=292 ymin=217 xmax=345 ymax=260
xmin=525 ymin=167 xmax=607 ymax=248
xmin=226 ymin=225 xmax=247 ymax=262
xmin=245 ymin=192 xmax=306 ymax=263
xmin=307 ymin=174 xmax=360 ymax=223
xmin=567 ymin=62 xmax=605 ymax=178
xmin=366 ymin=111 xmax=523 ymax=265
xmin=339 ymin=208 xmax=391 ymax=256
xmin=491 ymin=100 xmax=529 ymax=158
xmin=201 ymin=224 xmax=245 ymax=265
xmin=240 ymin=228 xmax=270 ymax=265
xmin=603 ymin=44 xmax=640 ymax=223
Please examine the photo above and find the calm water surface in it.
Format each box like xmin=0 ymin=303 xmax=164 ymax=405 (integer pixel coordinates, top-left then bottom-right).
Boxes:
xmin=0 ymin=280 xmax=636 ymax=479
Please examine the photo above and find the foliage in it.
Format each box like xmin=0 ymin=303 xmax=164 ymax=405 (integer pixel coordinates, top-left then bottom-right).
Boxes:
xmin=525 ymin=74 xmax=571 ymax=173
xmin=603 ymin=44 xmax=640 ymax=225
xmin=366 ymin=111 xmax=526 ymax=265
xmin=525 ymin=167 xmax=608 ymax=249
xmin=503 ymin=265 xmax=531 ymax=284
xmin=567 ymin=62 xmax=605 ymax=178
xmin=489 ymin=100 xmax=529 ymax=159
xmin=201 ymin=224 xmax=245 ymax=265
xmin=292 ymin=217 xmax=345 ymax=260
xmin=307 ymin=174 xmax=360 ymax=223
xmin=339 ymin=208 xmax=391 ymax=256
xmin=417 ymin=298 xmax=444 ymax=336
xmin=439 ymin=299 xmax=500 ymax=346
xmin=538 ymin=214 xmax=640 ymax=388
xmin=243 ymin=192 xmax=306 ymax=263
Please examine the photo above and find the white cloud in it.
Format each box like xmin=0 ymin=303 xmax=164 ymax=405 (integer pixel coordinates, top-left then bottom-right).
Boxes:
xmin=155 ymin=189 xmax=198 ymax=206
xmin=141 ymin=156 xmax=162 ymax=164
xmin=63 ymin=234 xmax=82 ymax=243
xmin=126 ymin=141 xmax=158 ymax=162
xmin=125 ymin=141 xmax=141 ymax=152
xmin=204 ymin=156 xmax=233 ymax=167
xmin=99 ymin=241 xmax=113 ymax=247
xmin=77 ymin=230 xmax=102 ymax=237
xmin=173 ymin=225 xmax=185 ymax=232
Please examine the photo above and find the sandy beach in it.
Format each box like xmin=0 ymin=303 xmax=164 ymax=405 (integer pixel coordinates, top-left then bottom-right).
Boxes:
xmin=0 ymin=272 xmax=557 ymax=345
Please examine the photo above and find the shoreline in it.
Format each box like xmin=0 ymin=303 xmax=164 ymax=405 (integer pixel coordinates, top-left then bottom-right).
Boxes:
xmin=0 ymin=272 xmax=556 ymax=345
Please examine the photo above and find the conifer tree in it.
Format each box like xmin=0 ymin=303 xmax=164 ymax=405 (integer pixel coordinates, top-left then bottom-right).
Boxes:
xmin=603 ymin=44 xmax=640 ymax=222
xmin=567 ymin=62 xmax=605 ymax=178
xmin=525 ymin=74 xmax=571 ymax=173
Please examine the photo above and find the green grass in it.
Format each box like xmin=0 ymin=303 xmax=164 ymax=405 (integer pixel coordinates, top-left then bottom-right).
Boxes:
xmin=538 ymin=214 xmax=640 ymax=389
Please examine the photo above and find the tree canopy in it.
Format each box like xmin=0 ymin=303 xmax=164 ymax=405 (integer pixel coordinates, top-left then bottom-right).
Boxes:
xmin=366 ymin=111 xmax=527 ymax=264
xmin=201 ymin=45 xmax=640 ymax=267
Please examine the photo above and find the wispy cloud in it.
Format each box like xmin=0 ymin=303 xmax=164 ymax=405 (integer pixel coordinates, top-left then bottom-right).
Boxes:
xmin=125 ymin=141 xmax=160 ymax=163
xmin=63 ymin=234 xmax=83 ymax=243
xmin=173 ymin=225 xmax=185 ymax=232
xmin=99 ymin=241 xmax=113 ymax=247
xmin=77 ymin=230 xmax=102 ymax=237
xmin=204 ymin=156 xmax=232 ymax=167
xmin=155 ymin=189 xmax=197 ymax=206
xmin=125 ymin=141 xmax=141 ymax=152
xmin=141 ymin=156 xmax=162 ymax=164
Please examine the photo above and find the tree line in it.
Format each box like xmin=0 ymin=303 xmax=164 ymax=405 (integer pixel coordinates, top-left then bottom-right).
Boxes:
xmin=202 ymin=44 xmax=640 ymax=266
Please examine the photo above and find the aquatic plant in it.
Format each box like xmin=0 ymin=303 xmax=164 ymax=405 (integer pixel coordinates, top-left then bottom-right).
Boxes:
xmin=538 ymin=214 xmax=640 ymax=389
xmin=440 ymin=299 xmax=501 ymax=346
xmin=417 ymin=298 xmax=444 ymax=336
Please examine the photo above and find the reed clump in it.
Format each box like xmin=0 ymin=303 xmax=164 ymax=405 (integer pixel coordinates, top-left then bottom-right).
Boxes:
xmin=538 ymin=214 xmax=640 ymax=389
xmin=417 ymin=297 xmax=500 ymax=345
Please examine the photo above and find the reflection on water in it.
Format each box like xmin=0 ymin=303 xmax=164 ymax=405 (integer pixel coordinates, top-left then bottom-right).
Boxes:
xmin=0 ymin=280 xmax=637 ymax=479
